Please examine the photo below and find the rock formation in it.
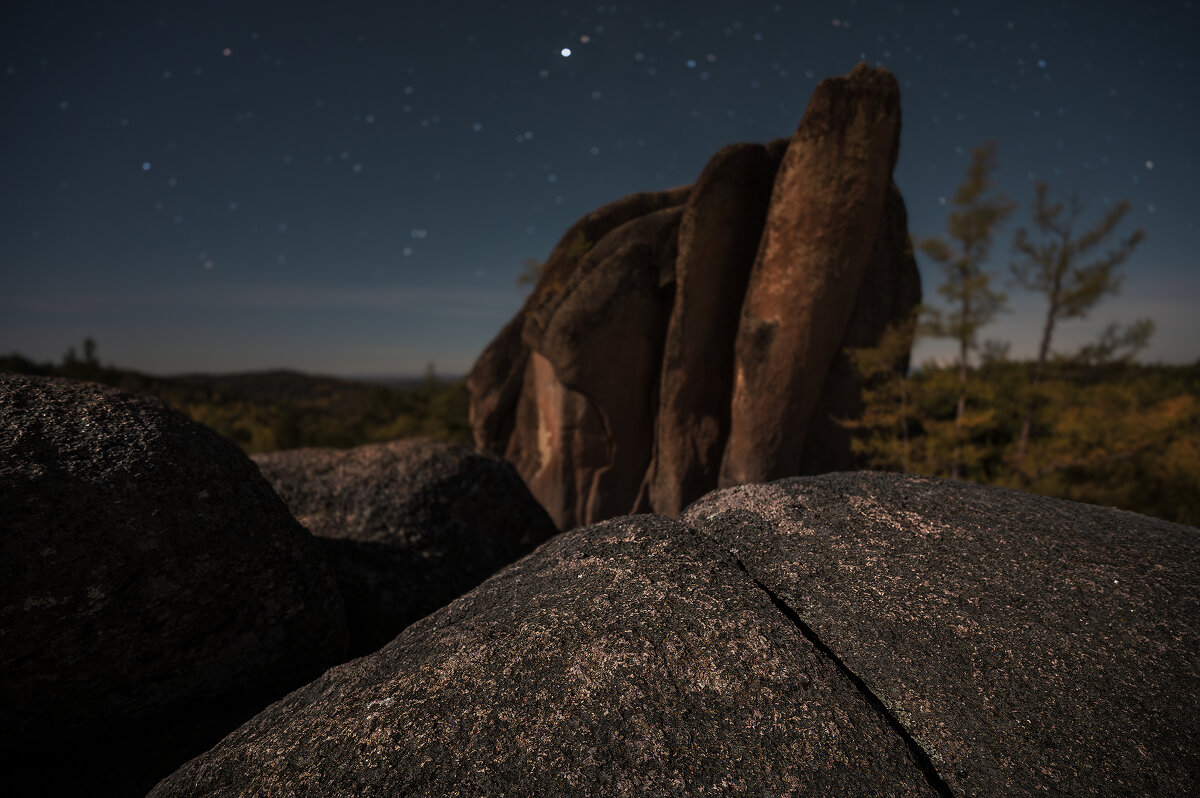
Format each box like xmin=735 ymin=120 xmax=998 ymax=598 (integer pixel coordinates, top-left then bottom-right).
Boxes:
xmin=152 ymin=473 xmax=1200 ymax=796
xmin=720 ymin=65 xmax=906 ymax=486
xmin=252 ymin=438 xmax=559 ymax=656
xmin=468 ymin=63 xmax=921 ymax=529
xmin=0 ymin=374 xmax=348 ymax=797
xmin=640 ymin=140 xmax=783 ymax=516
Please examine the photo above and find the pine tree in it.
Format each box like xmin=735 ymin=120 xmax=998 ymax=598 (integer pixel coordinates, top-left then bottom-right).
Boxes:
xmin=1009 ymin=183 xmax=1148 ymax=465
xmin=1012 ymin=378 xmax=1197 ymax=503
xmin=82 ymin=337 xmax=99 ymax=367
xmin=917 ymin=141 xmax=1017 ymax=478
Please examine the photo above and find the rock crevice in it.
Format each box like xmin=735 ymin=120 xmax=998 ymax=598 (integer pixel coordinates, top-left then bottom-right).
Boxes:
xmin=730 ymin=556 xmax=955 ymax=798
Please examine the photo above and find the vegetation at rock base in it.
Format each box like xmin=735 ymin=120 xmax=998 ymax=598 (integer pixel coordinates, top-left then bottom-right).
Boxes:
xmin=4 ymin=329 xmax=1197 ymax=527
xmin=1007 ymin=181 xmax=1149 ymax=463
xmin=915 ymin=140 xmax=1017 ymax=478
xmin=842 ymin=334 xmax=1200 ymax=526
xmin=0 ymin=342 xmax=472 ymax=454
xmin=842 ymin=143 xmax=1198 ymax=527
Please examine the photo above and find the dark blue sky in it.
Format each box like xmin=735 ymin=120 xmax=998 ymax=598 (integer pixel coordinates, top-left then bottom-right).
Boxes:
xmin=2 ymin=1 xmax=1195 ymax=376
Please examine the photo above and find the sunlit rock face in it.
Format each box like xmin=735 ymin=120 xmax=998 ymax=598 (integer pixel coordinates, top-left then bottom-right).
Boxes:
xmin=469 ymin=64 xmax=921 ymax=530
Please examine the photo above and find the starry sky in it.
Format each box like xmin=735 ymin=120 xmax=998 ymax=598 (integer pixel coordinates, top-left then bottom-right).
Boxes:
xmin=2 ymin=0 xmax=1196 ymax=378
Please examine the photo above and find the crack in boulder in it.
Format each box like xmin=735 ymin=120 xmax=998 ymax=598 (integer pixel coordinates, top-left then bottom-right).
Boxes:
xmin=732 ymin=557 xmax=956 ymax=798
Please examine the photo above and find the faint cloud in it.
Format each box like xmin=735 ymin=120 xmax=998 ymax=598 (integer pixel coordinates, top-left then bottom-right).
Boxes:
xmin=225 ymin=285 xmax=512 ymax=317
xmin=3 ymin=284 xmax=519 ymax=322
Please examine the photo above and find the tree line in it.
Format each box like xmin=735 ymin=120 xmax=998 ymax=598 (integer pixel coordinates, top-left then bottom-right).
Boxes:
xmin=0 ymin=345 xmax=473 ymax=454
xmin=840 ymin=141 xmax=1199 ymax=526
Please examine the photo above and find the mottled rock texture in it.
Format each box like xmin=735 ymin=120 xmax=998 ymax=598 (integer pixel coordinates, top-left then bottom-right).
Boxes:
xmin=469 ymin=64 xmax=920 ymax=529
xmin=152 ymin=516 xmax=938 ymax=797
xmin=0 ymin=373 xmax=348 ymax=797
xmin=252 ymin=439 xmax=559 ymax=656
xmin=154 ymin=474 xmax=1198 ymax=796
xmin=683 ymin=471 xmax=1200 ymax=796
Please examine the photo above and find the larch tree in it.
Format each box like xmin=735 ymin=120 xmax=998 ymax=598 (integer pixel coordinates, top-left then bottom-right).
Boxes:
xmin=1009 ymin=182 xmax=1148 ymax=463
xmin=917 ymin=140 xmax=1017 ymax=478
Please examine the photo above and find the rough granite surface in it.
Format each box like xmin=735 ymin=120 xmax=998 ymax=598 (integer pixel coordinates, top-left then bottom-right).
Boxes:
xmin=682 ymin=471 xmax=1200 ymax=796
xmin=0 ymin=373 xmax=348 ymax=797
xmin=252 ymin=439 xmax=559 ymax=655
xmin=152 ymin=515 xmax=939 ymax=797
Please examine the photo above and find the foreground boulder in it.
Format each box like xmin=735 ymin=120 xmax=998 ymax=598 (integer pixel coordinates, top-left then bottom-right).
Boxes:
xmin=469 ymin=63 xmax=921 ymax=529
xmin=682 ymin=472 xmax=1200 ymax=796
xmin=151 ymin=515 xmax=937 ymax=796
xmin=153 ymin=473 xmax=1197 ymax=795
xmin=0 ymin=374 xmax=349 ymax=797
xmin=252 ymin=439 xmax=560 ymax=656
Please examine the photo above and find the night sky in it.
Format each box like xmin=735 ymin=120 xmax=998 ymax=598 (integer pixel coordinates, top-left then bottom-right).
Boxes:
xmin=2 ymin=1 xmax=1196 ymax=377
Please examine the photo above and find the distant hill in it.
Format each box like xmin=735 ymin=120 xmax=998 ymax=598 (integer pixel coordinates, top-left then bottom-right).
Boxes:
xmin=351 ymin=374 xmax=466 ymax=390
xmin=171 ymin=369 xmax=387 ymax=404
xmin=0 ymin=352 xmax=471 ymax=454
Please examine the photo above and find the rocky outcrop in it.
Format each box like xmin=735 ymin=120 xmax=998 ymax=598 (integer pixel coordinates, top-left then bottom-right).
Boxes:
xmin=153 ymin=473 xmax=1200 ymax=796
xmin=682 ymin=472 xmax=1200 ymax=796
xmin=467 ymin=177 xmax=691 ymax=458
xmin=720 ymin=64 xmax=905 ymax=486
xmin=469 ymin=64 xmax=920 ymax=528
xmin=525 ymin=203 xmax=685 ymax=525
xmin=0 ymin=374 xmax=348 ymax=797
xmin=252 ymin=439 xmax=559 ymax=656
xmin=151 ymin=515 xmax=938 ymax=797
xmin=640 ymin=141 xmax=782 ymax=516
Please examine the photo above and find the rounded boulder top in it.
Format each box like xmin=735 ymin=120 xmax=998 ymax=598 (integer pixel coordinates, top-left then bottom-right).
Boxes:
xmin=252 ymin=438 xmax=560 ymax=656
xmin=0 ymin=373 xmax=348 ymax=795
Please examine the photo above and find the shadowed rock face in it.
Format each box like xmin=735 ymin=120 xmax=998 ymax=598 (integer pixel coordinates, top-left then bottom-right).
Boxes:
xmin=468 ymin=64 xmax=920 ymax=529
xmin=0 ymin=373 xmax=348 ymax=797
xmin=474 ymin=190 xmax=691 ymax=531
xmin=641 ymin=141 xmax=781 ymax=517
xmin=153 ymin=474 xmax=1199 ymax=796
xmin=252 ymin=439 xmax=559 ymax=657
xmin=799 ymin=180 xmax=921 ymax=474
xmin=534 ymin=205 xmax=685 ymax=524
xmin=682 ymin=472 xmax=1200 ymax=796
xmin=467 ymin=183 xmax=692 ymax=464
